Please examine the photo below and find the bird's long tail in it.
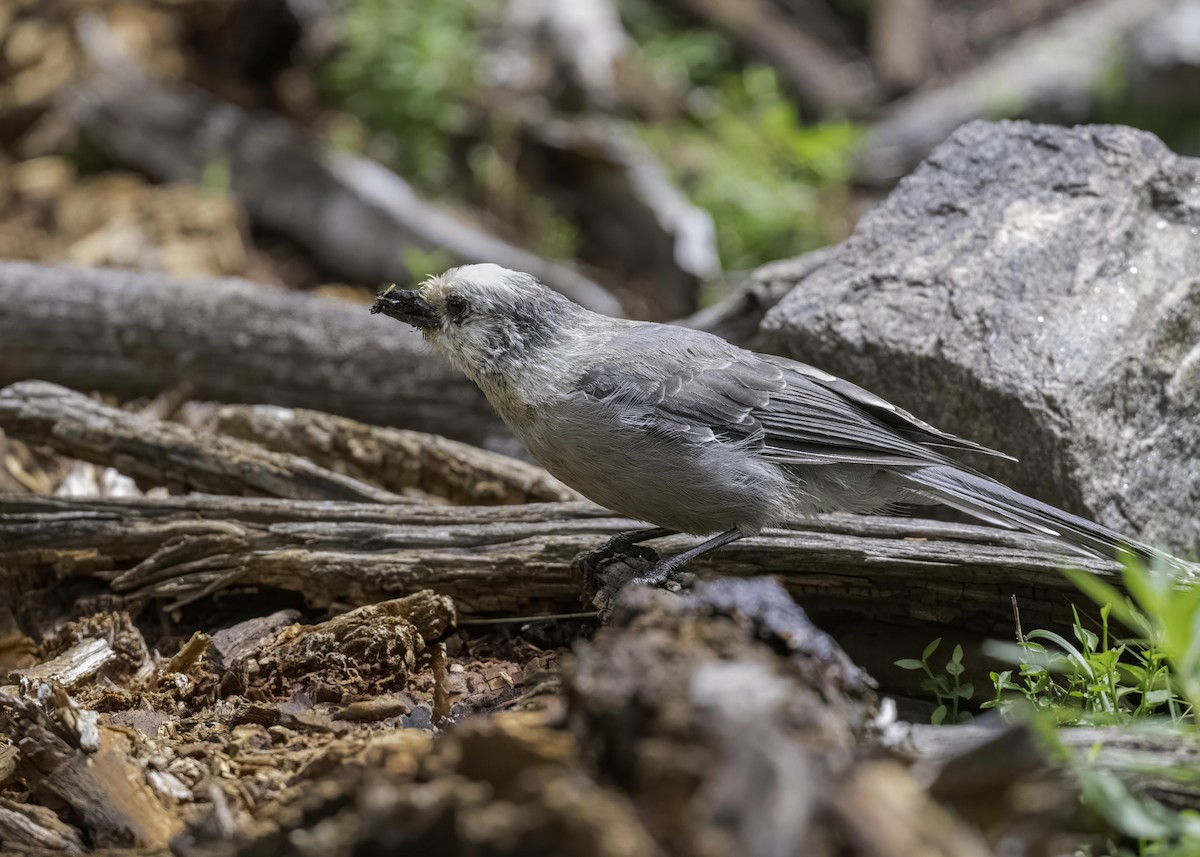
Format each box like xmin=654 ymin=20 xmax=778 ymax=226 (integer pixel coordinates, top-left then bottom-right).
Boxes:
xmin=902 ymin=465 xmax=1192 ymax=573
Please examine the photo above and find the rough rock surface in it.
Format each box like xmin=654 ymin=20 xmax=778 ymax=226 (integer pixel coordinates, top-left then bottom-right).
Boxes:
xmin=761 ymin=120 xmax=1200 ymax=553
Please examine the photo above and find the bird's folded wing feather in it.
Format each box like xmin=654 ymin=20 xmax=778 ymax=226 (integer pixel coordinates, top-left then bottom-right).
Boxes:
xmin=574 ymin=324 xmax=1012 ymax=468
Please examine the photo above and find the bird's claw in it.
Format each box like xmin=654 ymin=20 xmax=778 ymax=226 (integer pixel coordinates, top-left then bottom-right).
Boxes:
xmin=629 ymin=562 xmax=693 ymax=591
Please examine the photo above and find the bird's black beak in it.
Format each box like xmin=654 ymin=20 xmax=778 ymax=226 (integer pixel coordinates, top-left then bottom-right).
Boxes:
xmin=371 ymin=287 xmax=439 ymax=330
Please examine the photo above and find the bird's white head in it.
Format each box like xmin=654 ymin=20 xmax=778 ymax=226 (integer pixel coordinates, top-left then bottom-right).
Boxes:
xmin=372 ymin=264 xmax=583 ymax=382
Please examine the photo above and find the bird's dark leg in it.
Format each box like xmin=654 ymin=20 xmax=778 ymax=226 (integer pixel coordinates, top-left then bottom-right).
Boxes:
xmin=584 ymin=527 xmax=678 ymax=565
xmin=632 ymin=527 xmax=745 ymax=587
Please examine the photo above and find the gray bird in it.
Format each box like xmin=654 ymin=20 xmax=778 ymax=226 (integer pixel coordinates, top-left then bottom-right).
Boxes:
xmin=372 ymin=263 xmax=1184 ymax=583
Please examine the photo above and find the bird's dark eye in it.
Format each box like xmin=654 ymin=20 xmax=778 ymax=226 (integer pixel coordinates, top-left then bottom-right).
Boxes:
xmin=445 ymin=294 xmax=470 ymax=321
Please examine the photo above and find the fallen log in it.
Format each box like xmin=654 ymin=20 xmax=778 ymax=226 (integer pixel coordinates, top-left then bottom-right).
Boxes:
xmin=180 ymin=402 xmax=577 ymax=504
xmin=0 ymin=493 xmax=1118 ymax=634
xmin=0 ymin=381 xmax=408 ymax=504
xmin=0 ymin=262 xmax=512 ymax=451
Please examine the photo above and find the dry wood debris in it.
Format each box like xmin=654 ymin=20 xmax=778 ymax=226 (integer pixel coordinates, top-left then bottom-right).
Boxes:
xmin=0 ymin=376 xmax=1196 ymax=856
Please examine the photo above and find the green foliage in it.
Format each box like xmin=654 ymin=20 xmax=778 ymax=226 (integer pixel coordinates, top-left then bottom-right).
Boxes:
xmin=627 ymin=5 xmax=864 ymax=269
xmin=1063 ymin=558 xmax=1200 ymax=718
xmin=902 ymin=559 xmax=1200 ymax=854
xmin=637 ymin=68 xmax=860 ymax=270
xmin=323 ymin=0 xmax=484 ymax=194
xmin=400 ymin=247 xmax=457 ymax=283
xmin=896 ymin=558 xmax=1200 ymax=726
xmin=1077 ymin=764 xmax=1200 ymax=854
xmin=324 ymin=0 xmax=863 ymax=274
xmin=894 ymin=637 xmax=974 ymax=724
xmin=630 ymin=16 xmax=862 ymax=272
xmin=981 ymin=601 xmax=1189 ymax=726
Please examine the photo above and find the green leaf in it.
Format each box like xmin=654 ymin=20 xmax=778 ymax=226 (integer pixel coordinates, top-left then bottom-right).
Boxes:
xmin=1061 ymin=567 xmax=1146 ymax=633
xmin=931 ymin=704 xmax=947 ymax=725
xmin=894 ymin=658 xmax=924 ymax=671
xmin=945 ymin=660 xmax=964 ymax=677
xmin=922 ymin=638 xmax=942 ymax=660
xmin=1078 ymin=769 xmax=1189 ymax=840
xmin=950 ymin=644 xmax=964 ymax=664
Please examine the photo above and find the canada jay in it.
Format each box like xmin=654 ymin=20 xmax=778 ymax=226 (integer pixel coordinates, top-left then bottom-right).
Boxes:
xmin=373 ymin=263 xmax=1185 ymax=583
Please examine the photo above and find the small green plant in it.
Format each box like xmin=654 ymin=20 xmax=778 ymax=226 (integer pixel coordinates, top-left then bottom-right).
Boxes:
xmin=894 ymin=637 xmax=974 ymax=724
xmin=1064 ymin=558 xmax=1200 ymax=719
xmin=982 ymin=602 xmax=1187 ymax=725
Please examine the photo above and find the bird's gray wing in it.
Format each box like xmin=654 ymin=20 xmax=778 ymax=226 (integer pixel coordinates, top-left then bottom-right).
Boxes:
xmin=575 ymin=324 xmax=1011 ymax=468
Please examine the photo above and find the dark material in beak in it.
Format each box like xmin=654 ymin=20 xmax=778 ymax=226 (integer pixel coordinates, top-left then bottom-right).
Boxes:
xmin=371 ymin=288 xmax=439 ymax=330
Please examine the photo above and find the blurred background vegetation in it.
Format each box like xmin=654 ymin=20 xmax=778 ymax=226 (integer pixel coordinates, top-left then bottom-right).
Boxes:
xmin=1 ymin=0 xmax=1198 ymax=317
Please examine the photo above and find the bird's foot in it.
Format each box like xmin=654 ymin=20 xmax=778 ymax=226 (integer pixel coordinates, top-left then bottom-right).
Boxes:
xmin=578 ymin=544 xmax=691 ymax=620
xmin=629 ymin=558 xmax=693 ymax=590
xmin=580 ymin=528 xmax=670 ymax=569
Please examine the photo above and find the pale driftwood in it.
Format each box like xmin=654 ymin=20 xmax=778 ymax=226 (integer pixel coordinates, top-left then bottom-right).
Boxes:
xmin=185 ymin=402 xmax=578 ymax=505
xmin=0 ymin=262 xmax=513 ymax=451
xmin=0 ymin=381 xmax=410 ymax=504
xmin=0 ymin=493 xmax=1118 ymax=630
xmin=519 ymin=116 xmax=714 ymax=319
xmin=66 ymin=29 xmax=621 ymax=316
xmin=10 ymin=639 xmax=116 ymax=690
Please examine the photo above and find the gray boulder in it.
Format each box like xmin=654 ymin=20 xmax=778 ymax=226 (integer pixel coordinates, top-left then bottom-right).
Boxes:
xmin=760 ymin=120 xmax=1200 ymax=553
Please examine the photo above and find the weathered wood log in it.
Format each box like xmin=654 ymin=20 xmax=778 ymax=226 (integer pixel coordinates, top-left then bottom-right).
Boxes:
xmin=0 ymin=796 xmax=86 ymax=852
xmin=0 ymin=381 xmax=409 ymax=503
xmin=0 ymin=262 xmax=513 ymax=451
xmin=0 ymin=494 xmax=1118 ymax=632
xmin=182 ymin=402 xmax=578 ymax=504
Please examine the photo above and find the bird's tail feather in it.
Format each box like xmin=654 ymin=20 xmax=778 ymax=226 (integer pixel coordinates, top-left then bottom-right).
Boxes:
xmin=902 ymin=465 xmax=1191 ymax=573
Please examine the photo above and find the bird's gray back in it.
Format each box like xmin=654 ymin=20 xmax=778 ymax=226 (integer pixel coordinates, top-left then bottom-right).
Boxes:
xmin=508 ymin=322 xmax=998 ymax=534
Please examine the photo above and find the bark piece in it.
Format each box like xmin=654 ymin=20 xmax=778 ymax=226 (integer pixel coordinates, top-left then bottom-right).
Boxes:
xmin=0 ymin=261 xmax=510 ymax=451
xmin=0 ymin=796 xmax=85 ymax=852
xmin=247 ymin=592 xmax=455 ymax=700
xmin=190 ymin=403 xmax=577 ymax=504
xmin=0 ymin=381 xmax=410 ymax=503
xmin=0 ymin=689 xmax=182 ymax=849
xmin=210 ymin=609 xmax=302 ymax=668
